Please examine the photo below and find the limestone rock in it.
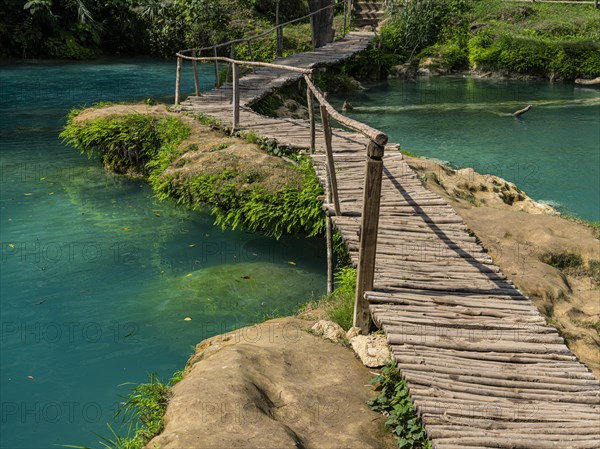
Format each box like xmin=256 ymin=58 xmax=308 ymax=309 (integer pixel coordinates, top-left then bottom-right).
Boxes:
xmin=389 ymin=59 xmax=419 ymax=79
xmin=311 ymin=320 xmax=346 ymax=343
xmin=350 ymin=334 xmax=392 ymax=368
xmin=346 ymin=326 xmax=361 ymax=340
xmin=146 ymin=318 xmax=396 ymax=449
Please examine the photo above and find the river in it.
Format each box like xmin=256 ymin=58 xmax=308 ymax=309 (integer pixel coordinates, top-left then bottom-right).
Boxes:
xmin=0 ymin=60 xmax=326 ymax=449
xmin=332 ymin=76 xmax=600 ymax=221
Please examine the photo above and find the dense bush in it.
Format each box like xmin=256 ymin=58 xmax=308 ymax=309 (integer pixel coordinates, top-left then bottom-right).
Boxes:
xmin=381 ymin=0 xmax=600 ymax=79
xmin=0 ymin=0 xmax=311 ymax=59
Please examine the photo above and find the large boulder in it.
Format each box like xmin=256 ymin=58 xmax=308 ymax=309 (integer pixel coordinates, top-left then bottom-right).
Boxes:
xmin=146 ymin=317 xmax=396 ymax=449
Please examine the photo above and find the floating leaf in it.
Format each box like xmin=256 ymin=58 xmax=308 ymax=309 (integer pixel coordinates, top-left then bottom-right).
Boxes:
xmin=154 ymin=213 xmax=161 ymax=217
xmin=48 ymin=192 xmax=54 ymax=195
xmin=183 ymin=317 xmax=192 ymax=321
xmin=242 ymin=275 xmax=251 ymax=280
xmin=122 ymin=227 xmax=130 ymax=231
xmin=188 ymin=243 xmax=196 ymax=248
xmin=8 ymin=243 xmax=14 ymax=248
xmin=24 ymin=193 xmax=32 ymax=196
xmin=185 ymin=273 xmax=193 ymax=277
xmin=288 ymin=261 xmax=296 ymax=265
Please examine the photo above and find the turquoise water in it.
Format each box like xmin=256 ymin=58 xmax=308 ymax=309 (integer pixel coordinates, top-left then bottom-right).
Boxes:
xmin=332 ymin=77 xmax=600 ymax=221
xmin=0 ymin=61 xmax=326 ymax=448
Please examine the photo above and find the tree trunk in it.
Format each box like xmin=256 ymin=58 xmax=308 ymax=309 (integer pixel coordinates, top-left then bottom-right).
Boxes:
xmin=308 ymin=0 xmax=335 ymax=48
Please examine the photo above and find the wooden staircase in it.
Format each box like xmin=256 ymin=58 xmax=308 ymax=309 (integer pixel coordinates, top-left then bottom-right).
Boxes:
xmin=353 ymin=1 xmax=385 ymax=29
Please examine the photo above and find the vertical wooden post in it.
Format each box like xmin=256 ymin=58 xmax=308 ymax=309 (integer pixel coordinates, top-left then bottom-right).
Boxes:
xmin=310 ymin=14 xmax=316 ymax=50
xmin=175 ymin=56 xmax=182 ymax=105
xmin=306 ymin=80 xmax=315 ymax=153
xmin=232 ymin=62 xmax=240 ymax=131
xmin=213 ymin=46 xmax=220 ymax=88
xmin=354 ymin=141 xmax=385 ymax=333
xmin=343 ymin=0 xmax=347 ymax=37
xmin=226 ymin=46 xmax=234 ymax=84
xmin=319 ymin=104 xmax=341 ymax=216
xmin=326 ymin=213 xmax=334 ymax=295
xmin=276 ymin=0 xmax=283 ymax=58
xmin=247 ymin=40 xmax=254 ymax=62
xmin=192 ymin=50 xmax=200 ymax=97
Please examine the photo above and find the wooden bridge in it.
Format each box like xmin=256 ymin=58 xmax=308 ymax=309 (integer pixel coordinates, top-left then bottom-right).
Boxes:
xmin=173 ymin=6 xmax=600 ymax=448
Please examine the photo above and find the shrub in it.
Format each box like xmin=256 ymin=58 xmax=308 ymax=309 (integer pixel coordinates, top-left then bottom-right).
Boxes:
xmin=368 ymin=361 xmax=432 ymax=449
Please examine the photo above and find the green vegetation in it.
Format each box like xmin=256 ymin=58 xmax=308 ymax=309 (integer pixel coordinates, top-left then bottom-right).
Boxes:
xmin=368 ymin=361 xmax=432 ymax=449
xmin=325 ymin=266 xmax=357 ymax=330
xmin=1 ymin=1 xmax=314 ymax=59
xmin=85 ymin=371 xmax=183 ymax=449
xmin=62 ymin=109 xmax=325 ymax=239
xmin=377 ymin=0 xmax=600 ymax=80
xmin=540 ymin=251 xmax=600 ymax=284
xmin=61 ymin=112 xmax=190 ymax=176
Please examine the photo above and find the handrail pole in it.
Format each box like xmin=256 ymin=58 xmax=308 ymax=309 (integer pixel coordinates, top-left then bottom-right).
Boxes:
xmin=232 ymin=62 xmax=240 ymax=132
xmin=319 ymin=104 xmax=341 ymax=216
xmin=179 ymin=3 xmax=337 ymax=55
xmin=276 ymin=0 xmax=283 ymax=58
xmin=247 ymin=39 xmax=254 ymax=62
xmin=213 ymin=46 xmax=220 ymax=88
xmin=226 ymin=45 xmax=234 ymax=84
xmin=343 ymin=0 xmax=347 ymax=36
xmin=306 ymin=75 xmax=316 ymax=153
xmin=354 ymin=141 xmax=385 ymax=333
xmin=175 ymin=56 xmax=182 ymax=105
xmin=192 ymin=50 xmax=200 ymax=96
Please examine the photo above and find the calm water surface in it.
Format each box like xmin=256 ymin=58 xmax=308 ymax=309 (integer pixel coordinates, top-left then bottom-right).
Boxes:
xmin=332 ymin=77 xmax=600 ymax=221
xmin=0 ymin=61 xmax=326 ymax=448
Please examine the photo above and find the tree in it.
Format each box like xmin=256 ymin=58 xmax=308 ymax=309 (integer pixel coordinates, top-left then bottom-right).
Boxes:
xmin=308 ymin=0 xmax=334 ymax=48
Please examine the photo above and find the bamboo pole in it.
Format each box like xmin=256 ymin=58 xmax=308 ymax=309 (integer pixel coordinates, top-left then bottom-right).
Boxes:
xmin=326 ymin=213 xmax=334 ymax=295
xmin=192 ymin=50 xmax=200 ymax=96
xmin=306 ymin=77 xmax=315 ymax=153
xmin=232 ymin=62 xmax=240 ymax=131
xmin=320 ymin=105 xmax=341 ymax=216
xmin=175 ymin=56 xmax=182 ymax=105
xmin=354 ymin=141 xmax=385 ymax=333
xmin=213 ymin=46 xmax=220 ymax=88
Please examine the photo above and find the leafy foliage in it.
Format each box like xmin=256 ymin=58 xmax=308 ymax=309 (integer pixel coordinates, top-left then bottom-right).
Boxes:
xmin=325 ymin=266 xmax=357 ymax=330
xmin=60 ymin=113 xmax=190 ymax=176
xmin=368 ymin=362 xmax=432 ymax=449
xmin=63 ymin=108 xmax=325 ymax=239
xmin=380 ymin=0 xmax=600 ymax=80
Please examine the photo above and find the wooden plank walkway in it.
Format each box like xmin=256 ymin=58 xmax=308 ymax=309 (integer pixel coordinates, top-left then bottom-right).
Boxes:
xmin=177 ymin=32 xmax=600 ymax=448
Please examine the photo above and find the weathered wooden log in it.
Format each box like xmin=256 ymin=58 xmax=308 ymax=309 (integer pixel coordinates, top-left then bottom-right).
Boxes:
xmin=320 ymin=105 xmax=342 ymax=216
xmin=232 ymin=62 xmax=240 ymax=130
xmin=175 ymin=56 xmax=182 ymax=105
xmin=213 ymin=46 xmax=220 ymax=88
xmin=304 ymin=75 xmax=388 ymax=145
xmin=354 ymin=141 xmax=385 ymax=332
xmin=575 ymin=76 xmax=600 ymax=85
xmin=513 ymin=104 xmax=533 ymax=117
xmin=191 ymin=50 xmax=201 ymax=96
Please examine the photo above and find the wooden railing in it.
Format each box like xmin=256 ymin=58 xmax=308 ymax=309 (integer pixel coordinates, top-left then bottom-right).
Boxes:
xmin=175 ymin=1 xmax=354 ymax=98
xmin=174 ymin=49 xmax=387 ymax=332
